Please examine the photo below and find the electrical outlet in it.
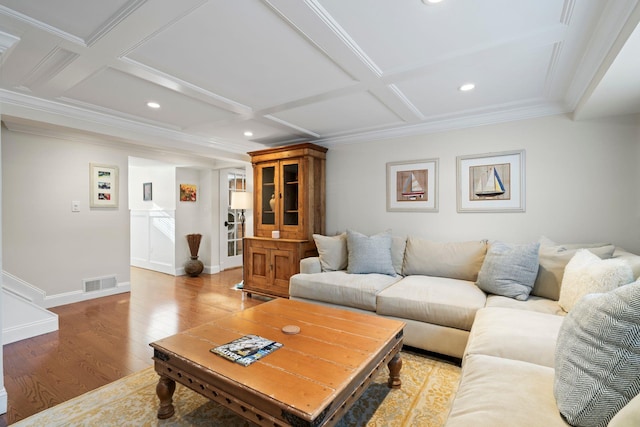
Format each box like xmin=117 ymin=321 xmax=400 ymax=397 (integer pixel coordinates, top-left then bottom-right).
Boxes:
xmin=72 ymin=201 xmax=80 ymax=212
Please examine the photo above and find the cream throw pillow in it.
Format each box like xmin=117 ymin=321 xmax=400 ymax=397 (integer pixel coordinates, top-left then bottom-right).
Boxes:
xmin=532 ymin=238 xmax=616 ymax=300
xmin=313 ymin=233 xmax=347 ymax=272
xmin=559 ymin=249 xmax=633 ymax=312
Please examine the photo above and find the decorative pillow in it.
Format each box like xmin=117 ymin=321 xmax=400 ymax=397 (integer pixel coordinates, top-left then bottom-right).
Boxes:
xmin=313 ymin=233 xmax=347 ymax=272
xmin=559 ymin=249 xmax=633 ymax=312
xmin=391 ymin=236 xmax=407 ymax=276
xmin=475 ymin=241 xmax=540 ymax=301
xmin=532 ymin=238 xmax=616 ymax=300
xmin=554 ymin=282 xmax=640 ymax=427
xmin=402 ymin=237 xmax=487 ymax=281
xmin=346 ymin=230 xmax=396 ymax=276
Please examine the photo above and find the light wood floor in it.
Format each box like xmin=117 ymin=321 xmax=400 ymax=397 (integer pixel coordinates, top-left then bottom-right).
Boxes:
xmin=0 ymin=267 xmax=263 ymax=426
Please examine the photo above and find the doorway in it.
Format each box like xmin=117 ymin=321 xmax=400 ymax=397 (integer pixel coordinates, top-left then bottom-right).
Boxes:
xmin=219 ymin=168 xmax=247 ymax=271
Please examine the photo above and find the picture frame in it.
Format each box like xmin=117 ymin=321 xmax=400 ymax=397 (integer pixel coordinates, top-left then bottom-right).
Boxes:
xmin=180 ymin=184 xmax=197 ymax=202
xmin=89 ymin=163 xmax=119 ymax=208
xmin=456 ymin=150 xmax=525 ymax=213
xmin=386 ymin=158 xmax=438 ymax=212
xmin=143 ymin=182 xmax=152 ymax=201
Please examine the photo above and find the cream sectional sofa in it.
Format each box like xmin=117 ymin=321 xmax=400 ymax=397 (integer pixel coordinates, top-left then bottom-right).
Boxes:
xmin=289 ymin=231 xmax=640 ymax=426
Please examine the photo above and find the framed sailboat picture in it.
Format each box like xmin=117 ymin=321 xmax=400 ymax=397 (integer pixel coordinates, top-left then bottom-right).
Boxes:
xmin=386 ymin=159 xmax=438 ymax=212
xmin=457 ymin=150 xmax=525 ymax=213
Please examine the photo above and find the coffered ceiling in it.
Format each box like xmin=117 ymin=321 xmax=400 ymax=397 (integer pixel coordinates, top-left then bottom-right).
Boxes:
xmin=0 ymin=0 xmax=638 ymax=161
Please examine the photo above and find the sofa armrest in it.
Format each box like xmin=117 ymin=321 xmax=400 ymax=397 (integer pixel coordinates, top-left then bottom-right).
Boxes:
xmin=300 ymin=257 xmax=322 ymax=274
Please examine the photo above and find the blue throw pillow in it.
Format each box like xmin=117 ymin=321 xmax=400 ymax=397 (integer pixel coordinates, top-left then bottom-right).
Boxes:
xmin=475 ymin=241 xmax=540 ymax=300
xmin=554 ymin=282 xmax=640 ymax=427
xmin=346 ymin=230 xmax=396 ymax=276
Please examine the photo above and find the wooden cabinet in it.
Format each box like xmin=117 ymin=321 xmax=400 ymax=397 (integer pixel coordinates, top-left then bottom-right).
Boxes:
xmin=243 ymin=143 xmax=327 ymax=298
xmin=243 ymin=237 xmax=317 ymax=298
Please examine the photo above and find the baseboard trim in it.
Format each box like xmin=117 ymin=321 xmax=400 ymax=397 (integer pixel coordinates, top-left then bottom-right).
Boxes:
xmin=2 ymin=289 xmax=59 ymax=344
xmin=42 ymin=283 xmax=131 ymax=308
xmin=2 ymin=314 xmax=59 ymax=345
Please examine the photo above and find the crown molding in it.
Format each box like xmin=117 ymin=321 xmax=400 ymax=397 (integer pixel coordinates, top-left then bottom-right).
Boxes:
xmin=0 ymin=89 xmax=261 ymax=156
xmin=318 ymin=100 xmax=568 ymax=146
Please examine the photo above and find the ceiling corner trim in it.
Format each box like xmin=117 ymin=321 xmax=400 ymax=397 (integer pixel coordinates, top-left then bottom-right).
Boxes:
xmin=264 ymin=114 xmax=320 ymax=138
xmin=568 ymin=0 xmax=640 ymax=113
xmin=0 ymin=5 xmax=85 ymax=47
xmin=303 ymin=0 xmax=383 ymax=77
xmin=85 ymin=0 xmax=148 ymax=46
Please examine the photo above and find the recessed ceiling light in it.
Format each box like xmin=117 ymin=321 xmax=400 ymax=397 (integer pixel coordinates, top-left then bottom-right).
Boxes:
xmin=244 ymin=131 xmax=254 ymax=137
xmin=422 ymin=0 xmax=443 ymax=4
xmin=146 ymin=101 xmax=160 ymax=109
xmin=459 ymin=83 xmax=475 ymax=92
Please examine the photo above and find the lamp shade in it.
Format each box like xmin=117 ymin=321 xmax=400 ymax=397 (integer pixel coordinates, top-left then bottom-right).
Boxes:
xmin=230 ymin=191 xmax=252 ymax=210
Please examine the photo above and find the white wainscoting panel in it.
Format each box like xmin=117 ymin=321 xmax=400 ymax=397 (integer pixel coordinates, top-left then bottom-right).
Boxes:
xmin=130 ymin=210 xmax=175 ymax=275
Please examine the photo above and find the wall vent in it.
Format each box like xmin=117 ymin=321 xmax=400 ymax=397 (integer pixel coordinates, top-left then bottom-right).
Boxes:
xmin=83 ymin=275 xmax=117 ymax=293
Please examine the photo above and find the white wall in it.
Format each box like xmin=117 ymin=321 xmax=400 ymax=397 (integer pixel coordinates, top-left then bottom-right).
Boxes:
xmin=326 ymin=114 xmax=640 ymax=253
xmin=129 ymin=160 xmax=177 ymax=274
xmin=129 ymin=160 xmax=176 ymax=211
xmin=2 ymin=129 xmax=131 ymax=296
xmin=175 ymin=168 xmax=214 ymax=273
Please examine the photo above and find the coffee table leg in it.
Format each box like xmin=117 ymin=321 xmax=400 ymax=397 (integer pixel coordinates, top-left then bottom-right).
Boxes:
xmin=387 ymin=353 xmax=402 ymax=389
xmin=156 ymin=375 xmax=176 ymax=419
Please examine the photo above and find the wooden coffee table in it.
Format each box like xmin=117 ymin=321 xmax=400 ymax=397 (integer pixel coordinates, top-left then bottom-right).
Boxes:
xmin=149 ymin=298 xmax=405 ymax=427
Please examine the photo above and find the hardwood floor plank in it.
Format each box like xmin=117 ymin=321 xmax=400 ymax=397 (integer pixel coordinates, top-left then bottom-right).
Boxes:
xmin=0 ymin=267 xmax=262 ymax=426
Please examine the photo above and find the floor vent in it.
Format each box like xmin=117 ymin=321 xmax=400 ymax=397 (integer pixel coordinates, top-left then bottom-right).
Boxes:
xmin=83 ymin=276 xmax=117 ymax=293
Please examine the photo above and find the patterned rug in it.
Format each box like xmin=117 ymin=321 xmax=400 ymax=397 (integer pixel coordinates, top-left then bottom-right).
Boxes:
xmin=13 ymin=350 xmax=460 ymax=427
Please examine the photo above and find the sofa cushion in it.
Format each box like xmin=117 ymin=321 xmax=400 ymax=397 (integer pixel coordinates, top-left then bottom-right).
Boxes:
xmin=558 ymin=249 xmax=633 ymax=312
xmin=445 ymin=354 xmax=569 ymax=427
xmin=464 ymin=307 xmax=563 ymax=368
xmin=376 ymin=275 xmax=486 ymax=331
xmin=609 ymin=393 xmax=640 ymax=427
xmin=313 ymin=233 xmax=347 ymax=272
xmin=346 ymin=229 xmax=396 ymax=276
xmin=485 ymin=294 xmax=565 ymax=315
xmin=402 ymin=237 xmax=487 ymax=281
xmin=554 ymin=282 xmax=640 ymax=427
xmin=475 ymin=241 xmax=540 ymax=301
xmin=289 ymin=271 xmax=401 ymax=311
xmin=532 ymin=240 xmax=615 ymax=300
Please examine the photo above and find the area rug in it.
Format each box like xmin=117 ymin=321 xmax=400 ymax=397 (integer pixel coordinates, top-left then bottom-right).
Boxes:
xmin=13 ymin=350 xmax=460 ymax=427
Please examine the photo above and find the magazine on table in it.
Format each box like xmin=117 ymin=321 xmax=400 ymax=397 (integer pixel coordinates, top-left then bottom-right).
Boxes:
xmin=210 ymin=334 xmax=282 ymax=366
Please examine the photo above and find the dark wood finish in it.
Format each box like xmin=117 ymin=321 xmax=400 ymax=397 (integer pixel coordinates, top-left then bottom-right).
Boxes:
xmin=244 ymin=143 xmax=327 ymax=299
xmin=243 ymin=237 xmax=316 ymax=298
xmin=0 ymin=267 xmax=260 ymax=427
xmin=151 ymin=299 xmax=405 ymax=427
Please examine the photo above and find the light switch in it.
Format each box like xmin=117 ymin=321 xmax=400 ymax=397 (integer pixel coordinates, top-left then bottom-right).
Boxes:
xmin=72 ymin=201 xmax=80 ymax=212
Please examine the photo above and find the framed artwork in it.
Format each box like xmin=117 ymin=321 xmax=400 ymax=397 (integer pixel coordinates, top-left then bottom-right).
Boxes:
xmin=456 ymin=150 xmax=525 ymax=213
xmin=180 ymin=184 xmax=197 ymax=202
xmin=143 ymin=182 xmax=152 ymax=201
xmin=89 ymin=163 xmax=118 ymax=208
xmin=386 ymin=158 xmax=438 ymax=212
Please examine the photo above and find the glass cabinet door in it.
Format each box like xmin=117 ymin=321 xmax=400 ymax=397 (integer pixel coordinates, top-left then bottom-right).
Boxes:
xmin=282 ymin=162 xmax=299 ymax=226
xmin=260 ymin=164 xmax=276 ymax=226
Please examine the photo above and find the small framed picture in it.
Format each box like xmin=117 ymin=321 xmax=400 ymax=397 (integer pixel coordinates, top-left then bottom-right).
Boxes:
xmin=90 ymin=163 xmax=118 ymax=208
xmin=456 ymin=150 xmax=525 ymax=213
xmin=143 ymin=182 xmax=152 ymax=201
xmin=386 ymin=158 xmax=438 ymax=212
xmin=180 ymin=184 xmax=197 ymax=202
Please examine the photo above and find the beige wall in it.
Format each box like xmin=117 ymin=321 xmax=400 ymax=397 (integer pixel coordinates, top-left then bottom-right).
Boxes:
xmin=2 ymin=129 xmax=132 ymax=296
xmin=325 ymin=114 xmax=640 ymax=253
